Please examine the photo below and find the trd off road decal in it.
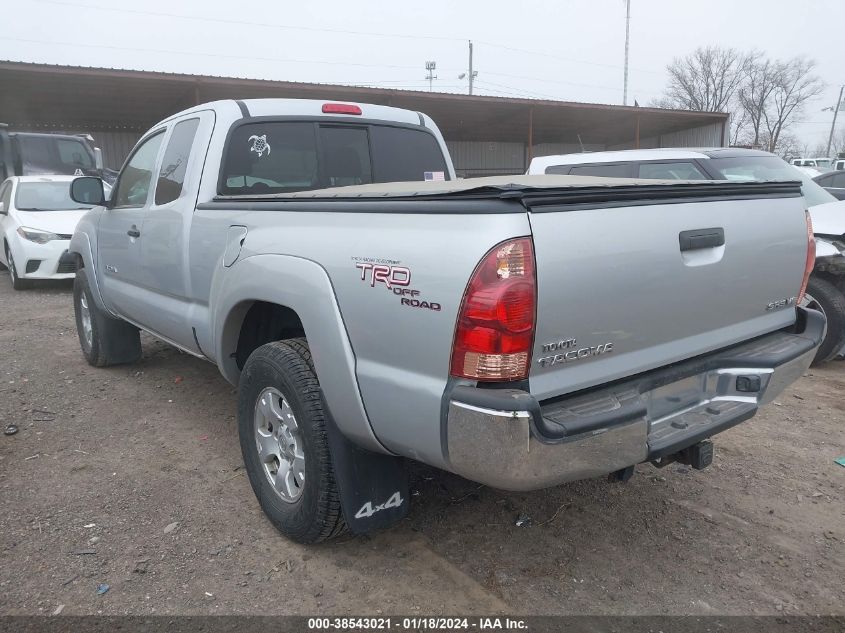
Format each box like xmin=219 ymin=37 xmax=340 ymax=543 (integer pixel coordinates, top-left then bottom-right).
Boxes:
xmin=248 ymin=134 xmax=271 ymax=157
xmin=352 ymin=257 xmax=441 ymax=311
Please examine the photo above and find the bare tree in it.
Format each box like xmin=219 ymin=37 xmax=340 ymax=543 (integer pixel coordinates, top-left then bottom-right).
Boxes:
xmin=737 ymin=53 xmax=780 ymax=147
xmin=659 ymin=48 xmax=826 ymax=154
xmin=762 ymin=58 xmax=825 ymax=153
xmin=764 ymin=131 xmax=802 ymax=159
xmin=729 ymin=107 xmax=750 ymax=146
xmin=812 ymin=142 xmax=829 ymax=157
xmin=663 ymin=46 xmax=749 ymax=112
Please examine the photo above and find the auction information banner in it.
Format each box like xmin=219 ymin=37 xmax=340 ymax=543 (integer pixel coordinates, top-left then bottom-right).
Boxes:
xmin=1 ymin=616 xmax=843 ymax=633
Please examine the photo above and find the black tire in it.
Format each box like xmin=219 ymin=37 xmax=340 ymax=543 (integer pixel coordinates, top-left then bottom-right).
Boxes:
xmin=804 ymin=275 xmax=845 ymax=365
xmin=5 ymin=245 xmax=31 ymax=290
xmin=238 ymin=339 xmax=347 ymax=543
xmin=73 ymin=268 xmax=142 ymax=367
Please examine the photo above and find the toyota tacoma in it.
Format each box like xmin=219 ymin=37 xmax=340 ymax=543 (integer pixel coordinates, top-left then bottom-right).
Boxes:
xmin=63 ymin=99 xmax=823 ymax=543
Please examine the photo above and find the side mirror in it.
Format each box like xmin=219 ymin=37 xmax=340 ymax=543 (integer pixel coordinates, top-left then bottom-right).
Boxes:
xmin=70 ymin=176 xmax=106 ymax=206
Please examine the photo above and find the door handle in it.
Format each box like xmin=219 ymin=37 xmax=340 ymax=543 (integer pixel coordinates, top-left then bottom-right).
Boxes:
xmin=679 ymin=228 xmax=724 ymax=252
xmin=127 ymin=226 xmax=141 ymax=238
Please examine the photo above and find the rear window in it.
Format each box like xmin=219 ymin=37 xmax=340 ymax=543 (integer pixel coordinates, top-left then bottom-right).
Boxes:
xmin=370 ymin=125 xmax=449 ymax=182
xmin=319 ymin=125 xmax=372 ymax=188
xmin=220 ymin=121 xmax=448 ymax=195
xmin=707 ymin=155 xmax=836 ymax=208
xmin=546 ymin=163 xmax=631 ymax=178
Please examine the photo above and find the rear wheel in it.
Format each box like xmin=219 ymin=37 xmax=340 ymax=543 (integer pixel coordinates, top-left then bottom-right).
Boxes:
xmin=73 ymin=268 xmax=142 ymax=367
xmin=802 ymin=276 xmax=845 ymax=365
xmin=238 ymin=339 xmax=347 ymax=543
xmin=5 ymin=245 xmax=31 ymax=290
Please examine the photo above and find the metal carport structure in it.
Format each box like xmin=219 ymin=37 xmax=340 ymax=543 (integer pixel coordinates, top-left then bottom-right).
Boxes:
xmin=0 ymin=61 xmax=729 ymax=175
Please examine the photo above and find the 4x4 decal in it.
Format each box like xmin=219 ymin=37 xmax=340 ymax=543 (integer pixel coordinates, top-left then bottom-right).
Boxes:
xmin=355 ymin=492 xmax=404 ymax=519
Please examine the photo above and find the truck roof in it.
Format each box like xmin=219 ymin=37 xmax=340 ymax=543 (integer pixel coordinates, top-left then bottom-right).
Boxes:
xmin=159 ymin=98 xmax=426 ymax=128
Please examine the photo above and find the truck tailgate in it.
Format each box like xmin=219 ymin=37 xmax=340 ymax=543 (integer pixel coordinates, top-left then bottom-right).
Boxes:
xmin=528 ymin=186 xmax=808 ymax=400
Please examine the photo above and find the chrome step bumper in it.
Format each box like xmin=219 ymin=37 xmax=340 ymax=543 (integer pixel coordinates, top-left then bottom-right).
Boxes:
xmin=444 ymin=308 xmax=825 ymax=491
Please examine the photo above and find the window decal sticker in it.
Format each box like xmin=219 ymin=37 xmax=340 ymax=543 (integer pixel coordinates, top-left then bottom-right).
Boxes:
xmin=248 ymin=134 xmax=271 ymax=158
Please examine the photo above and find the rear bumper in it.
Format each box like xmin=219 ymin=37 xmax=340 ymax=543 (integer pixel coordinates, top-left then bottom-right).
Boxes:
xmin=444 ymin=307 xmax=825 ymax=491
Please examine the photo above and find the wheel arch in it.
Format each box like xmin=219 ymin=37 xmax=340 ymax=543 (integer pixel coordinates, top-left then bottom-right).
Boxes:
xmin=212 ymin=254 xmax=387 ymax=454
xmin=68 ymin=223 xmax=112 ymax=314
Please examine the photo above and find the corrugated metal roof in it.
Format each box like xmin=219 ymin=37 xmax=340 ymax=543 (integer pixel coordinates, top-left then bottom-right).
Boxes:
xmin=0 ymin=60 xmax=728 ymax=145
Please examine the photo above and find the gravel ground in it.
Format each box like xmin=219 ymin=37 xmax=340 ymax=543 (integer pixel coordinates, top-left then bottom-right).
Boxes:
xmin=0 ymin=275 xmax=842 ymax=617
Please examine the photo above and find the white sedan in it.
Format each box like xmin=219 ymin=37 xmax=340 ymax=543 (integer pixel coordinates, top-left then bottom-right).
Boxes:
xmin=0 ymin=175 xmax=105 ymax=290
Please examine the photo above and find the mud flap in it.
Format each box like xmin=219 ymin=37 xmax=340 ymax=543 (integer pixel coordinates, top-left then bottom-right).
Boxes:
xmin=324 ymin=416 xmax=409 ymax=534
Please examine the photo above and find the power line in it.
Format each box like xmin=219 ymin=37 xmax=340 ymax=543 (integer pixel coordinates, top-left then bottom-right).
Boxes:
xmin=480 ymin=68 xmax=661 ymax=93
xmin=33 ymin=0 xmax=465 ymax=43
xmin=0 ymin=35 xmax=657 ymax=96
xmin=0 ymin=36 xmax=464 ymax=73
xmin=32 ymin=0 xmax=668 ymax=77
xmin=475 ymin=41 xmax=664 ymax=76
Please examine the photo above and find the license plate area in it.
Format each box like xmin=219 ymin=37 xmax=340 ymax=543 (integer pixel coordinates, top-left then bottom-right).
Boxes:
xmin=646 ymin=375 xmax=706 ymax=422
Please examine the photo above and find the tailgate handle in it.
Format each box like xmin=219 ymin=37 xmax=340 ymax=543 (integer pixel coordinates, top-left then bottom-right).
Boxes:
xmin=679 ymin=228 xmax=724 ymax=252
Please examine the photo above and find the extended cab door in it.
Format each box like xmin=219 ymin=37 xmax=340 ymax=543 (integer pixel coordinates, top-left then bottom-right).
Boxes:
xmin=133 ymin=111 xmax=214 ymax=349
xmin=97 ymin=129 xmax=166 ymax=317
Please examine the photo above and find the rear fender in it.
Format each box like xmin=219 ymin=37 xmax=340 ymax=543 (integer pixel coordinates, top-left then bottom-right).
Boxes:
xmin=212 ymin=253 xmax=387 ymax=454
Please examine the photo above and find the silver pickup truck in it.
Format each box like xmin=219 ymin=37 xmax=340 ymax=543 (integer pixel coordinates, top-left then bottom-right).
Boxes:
xmin=64 ymin=99 xmax=823 ymax=543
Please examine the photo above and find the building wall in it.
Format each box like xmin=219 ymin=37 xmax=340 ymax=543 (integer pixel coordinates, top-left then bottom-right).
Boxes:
xmin=92 ymin=131 xmax=143 ymax=170
xmin=446 ymin=141 xmax=526 ymax=177
xmin=447 ymin=141 xmax=607 ymax=177
xmin=607 ymin=122 xmax=725 ymax=151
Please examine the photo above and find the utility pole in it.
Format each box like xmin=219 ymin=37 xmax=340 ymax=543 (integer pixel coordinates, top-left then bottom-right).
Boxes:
xmin=468 ymin=41 xmax=475 ymax=95
xmin=459 ymin=42 xmax=478 ymax=95
xmin=425 ymin=61 xmax=437 ymax=92
xmin=826 ymin=84 xmax=844 ymax=157
xmin=623 ymin=0 xmax=631 ymax=106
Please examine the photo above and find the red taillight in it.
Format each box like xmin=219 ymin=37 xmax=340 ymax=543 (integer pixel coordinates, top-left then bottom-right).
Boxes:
xmin=450 ymin=238 xmax=536 ymax=381
xmin=797 ymin=210 xmax=815 ymax=304
xmin=322 ymin=103 xmax=362 ymax=115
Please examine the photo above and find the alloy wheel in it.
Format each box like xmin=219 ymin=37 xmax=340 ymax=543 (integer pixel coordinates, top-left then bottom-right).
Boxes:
xmin=253 ymin=387 xmax=305 ymax=503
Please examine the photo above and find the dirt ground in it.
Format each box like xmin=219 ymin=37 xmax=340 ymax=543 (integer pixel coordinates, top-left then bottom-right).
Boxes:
xmin=0 ymin=275 xmax=842 ymax=617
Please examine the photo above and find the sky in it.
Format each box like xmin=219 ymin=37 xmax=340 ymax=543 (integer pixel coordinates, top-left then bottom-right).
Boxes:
xmin=0 ymin=0 xmax=842 ymax=149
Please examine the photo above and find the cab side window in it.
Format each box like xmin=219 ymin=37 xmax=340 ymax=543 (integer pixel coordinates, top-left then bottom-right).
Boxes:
xmin=638 ymin=162 xmax=708 ymax=180
xmin=546 ymin=164 xmax=632 ymax=177
xmin=112 ymin=131 xmax=165 ymax=208
xmin=155 ymin=119 xmax=200 ymax=206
